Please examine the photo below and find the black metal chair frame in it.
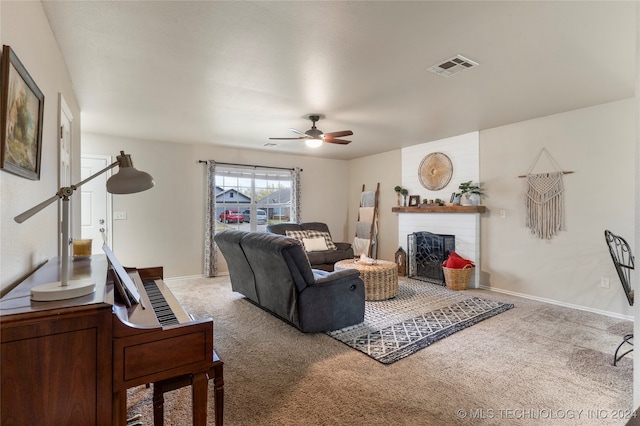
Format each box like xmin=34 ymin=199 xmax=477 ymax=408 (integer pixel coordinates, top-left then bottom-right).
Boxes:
xmin=604 ymin=230 xmax=635 ymax=366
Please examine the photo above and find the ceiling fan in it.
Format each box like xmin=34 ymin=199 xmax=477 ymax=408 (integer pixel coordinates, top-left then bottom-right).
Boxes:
xmin=269 ymin=114 xmax=353 ymax=147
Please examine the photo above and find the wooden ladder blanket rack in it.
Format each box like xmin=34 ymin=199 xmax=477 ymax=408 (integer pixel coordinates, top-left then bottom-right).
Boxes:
xmin=355 ymin=183 xmax=380 ymax=258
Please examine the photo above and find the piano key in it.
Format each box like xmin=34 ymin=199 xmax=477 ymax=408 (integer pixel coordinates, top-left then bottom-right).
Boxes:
xmin=142 ymin=280 xmax=179 ymax=326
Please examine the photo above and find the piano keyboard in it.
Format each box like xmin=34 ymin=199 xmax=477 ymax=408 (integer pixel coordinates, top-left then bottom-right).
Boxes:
xmin=143 ymin=280 xmax=179 ymax=325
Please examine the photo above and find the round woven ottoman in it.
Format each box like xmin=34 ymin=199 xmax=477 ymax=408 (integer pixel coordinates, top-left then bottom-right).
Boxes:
xmin=334 ymin=259 xmax=399 ymax=301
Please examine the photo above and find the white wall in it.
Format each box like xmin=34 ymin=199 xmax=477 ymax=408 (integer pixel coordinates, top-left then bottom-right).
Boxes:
xmin=634 ymin=5 xmax=640 ymax=407
xmin=82 ymin=133 xmax=350 ymax=278
xmin=0 ymin=1 xmax=81 ymax=293
xmin=481 ymin=99 xmax=635 ymax=318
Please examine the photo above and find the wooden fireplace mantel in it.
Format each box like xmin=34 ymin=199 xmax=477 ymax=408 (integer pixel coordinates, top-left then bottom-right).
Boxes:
xmin=392 ymin=205 xmax=486 ymax=214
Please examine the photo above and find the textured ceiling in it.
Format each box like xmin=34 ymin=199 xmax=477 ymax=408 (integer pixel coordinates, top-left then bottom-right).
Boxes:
xmin=42 ymin=1 xmax=636 ymax=160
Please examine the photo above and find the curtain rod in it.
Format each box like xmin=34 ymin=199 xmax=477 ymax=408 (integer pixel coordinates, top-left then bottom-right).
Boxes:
xmin=198 ymin=160 xmax=301 ymax=172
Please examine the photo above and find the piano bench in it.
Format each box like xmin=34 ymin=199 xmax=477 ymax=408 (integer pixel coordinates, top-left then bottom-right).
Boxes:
xmin=152 ymin=351 xmax=224 ymax=426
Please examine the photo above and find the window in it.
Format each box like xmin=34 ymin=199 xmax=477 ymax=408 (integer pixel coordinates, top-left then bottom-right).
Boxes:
xmin=214 ymin=166 xmax=293 ymax=232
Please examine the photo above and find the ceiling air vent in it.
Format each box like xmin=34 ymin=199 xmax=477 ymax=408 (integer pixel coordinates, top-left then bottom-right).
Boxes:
xmin=428 ymin=55 xmax=479 ymax=78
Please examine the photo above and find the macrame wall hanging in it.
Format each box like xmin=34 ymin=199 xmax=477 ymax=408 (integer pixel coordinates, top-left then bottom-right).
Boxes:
xmin=519 ymin=148 xmax=573 ymax=240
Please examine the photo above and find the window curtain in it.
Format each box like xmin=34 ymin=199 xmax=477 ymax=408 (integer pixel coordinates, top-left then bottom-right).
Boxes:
xmin=204 ymin=161 xmax=217 ymax=277
xmin=290 ymin=167 xmax=302 ymax=223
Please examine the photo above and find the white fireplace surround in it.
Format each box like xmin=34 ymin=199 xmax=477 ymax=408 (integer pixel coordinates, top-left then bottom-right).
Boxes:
xmin=397 ymin=132 xmax=481 ymax=288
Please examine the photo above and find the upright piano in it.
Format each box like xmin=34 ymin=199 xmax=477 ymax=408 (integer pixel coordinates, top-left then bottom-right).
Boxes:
xmin=0 ymin=254 xmax=221 ymax=425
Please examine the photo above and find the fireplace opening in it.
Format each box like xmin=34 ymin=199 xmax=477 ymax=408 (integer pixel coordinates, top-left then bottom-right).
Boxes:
xmin=408 ymin=232 xmax=455 ymax=285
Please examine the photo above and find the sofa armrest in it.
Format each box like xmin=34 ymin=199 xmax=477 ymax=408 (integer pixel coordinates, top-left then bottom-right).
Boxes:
xmin=334 ymin=242 xmax=352 ymax=251
xmin=312 ymin=268 xmax=360 ymax=285
xmin=298 ymin=269 xmax=365 ymax=332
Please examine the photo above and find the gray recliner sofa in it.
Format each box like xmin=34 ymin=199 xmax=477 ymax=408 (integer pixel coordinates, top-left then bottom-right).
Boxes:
xmin=266 ymin=222 xmax=354 ymax=271
xmin=214 ymin=230 xmax=365 ymax=333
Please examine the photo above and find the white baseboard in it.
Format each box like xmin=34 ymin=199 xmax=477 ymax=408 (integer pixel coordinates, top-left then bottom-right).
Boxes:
xmin=479 ymin=284 xmax=633 ymax=321
xmin=164 ymin=272 xmax=230 ymax=283
xmin=164 ymin=274 xmax=207 ymax=283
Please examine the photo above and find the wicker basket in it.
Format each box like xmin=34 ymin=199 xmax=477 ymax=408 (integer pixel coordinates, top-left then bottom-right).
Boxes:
xmin=442 ymin=264 xmax=474 ymax=290
xmin=334 ymin=259 xmax=399 ymax=301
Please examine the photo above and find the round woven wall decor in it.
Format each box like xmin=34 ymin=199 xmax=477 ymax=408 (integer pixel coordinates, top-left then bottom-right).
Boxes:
xmin=418 ymin=152 xmax=453 ymax=190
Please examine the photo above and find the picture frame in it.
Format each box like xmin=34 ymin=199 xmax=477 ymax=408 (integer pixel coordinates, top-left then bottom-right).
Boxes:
xmin=1 ymin=45 xmax=44 ymax=180
xmin=408 ymin=195 xmax=420 ymax=207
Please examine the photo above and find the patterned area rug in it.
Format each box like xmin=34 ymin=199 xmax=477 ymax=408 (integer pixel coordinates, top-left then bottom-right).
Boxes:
xmin=327 ymin=278 xmax=514 ymax=364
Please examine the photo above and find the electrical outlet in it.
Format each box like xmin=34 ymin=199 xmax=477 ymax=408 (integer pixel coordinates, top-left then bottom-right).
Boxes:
xmin=114 ymin=212 xmax=127 ymax=220
xmin=499 ymin=209 xmax=506 ymax=219
xmin=600 ymin=277 xmax=610 ymax=289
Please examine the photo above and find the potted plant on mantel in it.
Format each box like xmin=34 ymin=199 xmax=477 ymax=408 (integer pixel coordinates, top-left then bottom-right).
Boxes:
xmin=394 ymin=186 xmax=403 ymax=206
xmin=393 ymin=186 xmax=410 ymax=206
xmin=456 ymin=181 xmax=484 ymax=206
xmin=400 ymin=188 xmax=409 ymax=206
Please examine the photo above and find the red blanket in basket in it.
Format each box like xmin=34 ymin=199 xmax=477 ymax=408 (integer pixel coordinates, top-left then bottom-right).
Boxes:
xmin=443 ymin=251 xmax=475 ymax=269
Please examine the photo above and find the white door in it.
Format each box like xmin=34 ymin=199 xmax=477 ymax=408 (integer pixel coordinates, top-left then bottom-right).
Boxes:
xmin=59 ymin=95 xmax=72 ymax=256
xmin=81 ymin=155 xmax=112 ymax=254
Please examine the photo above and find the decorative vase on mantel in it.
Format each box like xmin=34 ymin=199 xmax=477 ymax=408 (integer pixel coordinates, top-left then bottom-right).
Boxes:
xmin=397 ymin=192 xmax=401 ymax=207
xmin=461 ymin=193 xmax=481 ymax=206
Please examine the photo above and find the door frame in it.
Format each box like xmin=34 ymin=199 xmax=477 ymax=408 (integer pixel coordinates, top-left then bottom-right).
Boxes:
xmin=58 ymin=94 xmax=73 ymax=256
xmin=81 ymin=154 xmax=113 ymax=249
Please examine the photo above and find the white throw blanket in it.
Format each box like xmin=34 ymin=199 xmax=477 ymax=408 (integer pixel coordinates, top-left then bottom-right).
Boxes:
xmin=353 ymin=237 xmax=371 ymax=256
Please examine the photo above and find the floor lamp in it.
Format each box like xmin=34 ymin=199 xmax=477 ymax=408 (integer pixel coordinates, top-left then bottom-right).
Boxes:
xmin=14 ymin=151 xmax=154 ymax=301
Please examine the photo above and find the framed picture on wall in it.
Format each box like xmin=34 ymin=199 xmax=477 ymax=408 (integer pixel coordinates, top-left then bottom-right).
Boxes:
xmin=0 ymin=45 xmax=45 ymax=180
xmin=408 ymin=195 xmax=420 ymax=207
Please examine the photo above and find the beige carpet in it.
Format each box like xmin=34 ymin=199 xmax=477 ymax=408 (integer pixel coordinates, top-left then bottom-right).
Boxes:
xmin=127 ymin=275 xmax=633 ymax=425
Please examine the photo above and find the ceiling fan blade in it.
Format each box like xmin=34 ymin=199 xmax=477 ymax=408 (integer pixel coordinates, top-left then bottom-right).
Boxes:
xmin=324 ymin=138 xmax=351 ymax=145
xmin=289 ymin=128 xmax=309 ymax=137
xmin=324 ymin=130 xmax=353 ymax=139
xmin=269 ymin=137 xmax=308 ymax=140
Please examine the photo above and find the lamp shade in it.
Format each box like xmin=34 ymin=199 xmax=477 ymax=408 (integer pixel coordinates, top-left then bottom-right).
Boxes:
xmin=106 ymin=151 xmax=155 ymax=194
xmin=106 ymin=167 xmax=154 ymax=194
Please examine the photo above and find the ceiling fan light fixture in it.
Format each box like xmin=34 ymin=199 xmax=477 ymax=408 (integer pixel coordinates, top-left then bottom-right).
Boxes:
xmin=270 ymin=114 xmax=352 ymax=147
xmin=305 ymin=138 xmax=323 ymax=148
